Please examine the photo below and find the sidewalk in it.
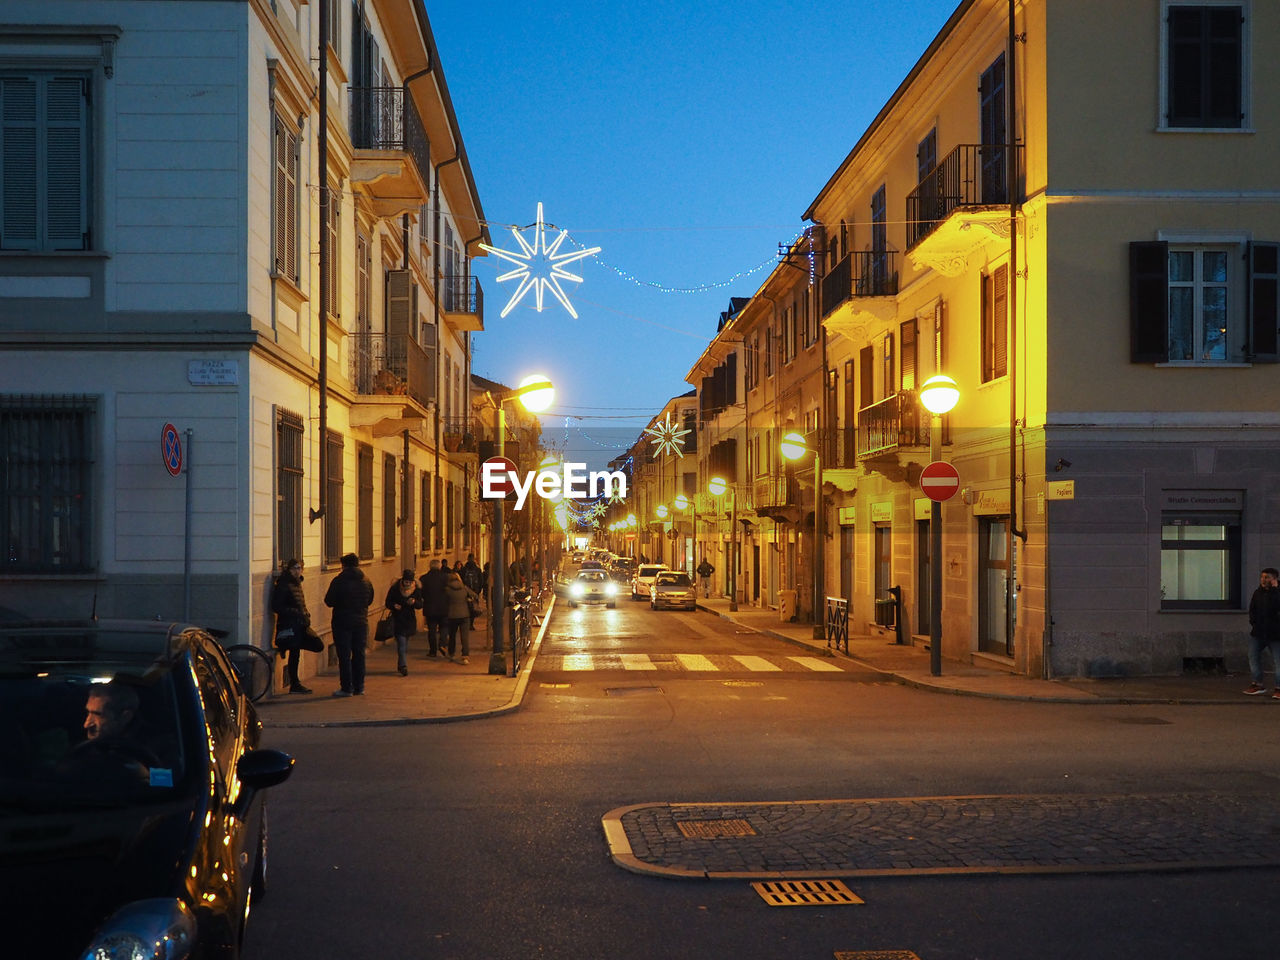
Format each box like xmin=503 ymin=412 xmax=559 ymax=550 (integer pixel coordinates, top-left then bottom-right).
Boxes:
xmin=256 ymin=595 xmax=1266 ymax=728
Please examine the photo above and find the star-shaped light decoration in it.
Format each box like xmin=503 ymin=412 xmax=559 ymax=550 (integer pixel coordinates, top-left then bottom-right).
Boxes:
xmin=644 ymin=412 xmax=691 ymax=459
xmin=477 ymin=203 xmax=601 ymax=319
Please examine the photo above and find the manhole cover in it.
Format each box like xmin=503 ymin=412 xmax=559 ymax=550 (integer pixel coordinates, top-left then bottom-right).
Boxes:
xmin=676 ymin=818 xmax=757 ymax=839
xmin=1115 ymin=716 xmax=1172 ymax=725
xmin=539 ymin=683 xmax=569 ymax=689
xmin=604 ymin=686 xmax=663 ymax=697
xmin=752 ymin=879 xmax=863 ymax=906
xmin=722 ymin=680 xmax=764 ymax=687
xmin=834 ymin=952 xmax=920 ymax=960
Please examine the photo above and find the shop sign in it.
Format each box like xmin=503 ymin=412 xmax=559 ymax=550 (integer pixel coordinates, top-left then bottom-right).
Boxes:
xmin=870 ymin=501 xmax=893 ymax=523
xmin=972 ymin=488 xmax=1011 ymax=515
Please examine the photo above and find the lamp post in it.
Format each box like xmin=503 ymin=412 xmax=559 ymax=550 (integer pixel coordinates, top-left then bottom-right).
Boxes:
xmin=487 ymin=374 xmax=555 ymax=675
xmin=673 ymin=493 xmax=690 ymax=572
xmin=780 ymin=430 xmax=825 ymax=640
xmin=708 ymin=477 xmax=737 ymax=611
xmin=919 ymin=373 xmax=960 ymax=677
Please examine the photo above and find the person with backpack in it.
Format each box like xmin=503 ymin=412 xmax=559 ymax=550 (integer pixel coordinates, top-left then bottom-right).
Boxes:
xmin=696 ymin=557 xmax=715 ymax=599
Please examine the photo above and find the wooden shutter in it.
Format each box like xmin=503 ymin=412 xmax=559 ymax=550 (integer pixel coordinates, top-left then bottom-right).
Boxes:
xmin=992 ymin=265 xmax=1007 ymax=378
xmin=386 ymin=269 xmax=412 ymax=337
xmin=725 ymin=352 xmax=737 ymax=406
xmin=1129 ymin=241 xmax=1169 ymax=362
xmin=1 ymin=77 xmax=38 ymax=249
xmin=859 ymin=345 xmax=874 ymax=409
xmin=45 ymin=76 xmax=87 ymax=250
xmin=900 ymin=319 xmax=918 ymax=391
xmin=1250 ymin=242 xmax=1279 ymax=362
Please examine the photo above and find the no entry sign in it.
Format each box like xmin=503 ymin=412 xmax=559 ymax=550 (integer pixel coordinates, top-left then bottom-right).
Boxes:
xmin=480 ymin=457 xmax=519 ymax=499
xmin=919 ymin=460 xmax=960 ymax=502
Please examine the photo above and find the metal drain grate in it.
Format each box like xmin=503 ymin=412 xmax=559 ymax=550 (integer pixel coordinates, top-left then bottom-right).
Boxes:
xmin=676 ymin=818 xmax=758 ymax=839
xmin=833 ymin=952 xmax=920 ymax=960
xmin=752 ymin=879 xmax=863 ymax=906
xmin=722 ymin=679 xmax=764 ymax=687
xmin=604 ymin=685 xmax=663 ymax=697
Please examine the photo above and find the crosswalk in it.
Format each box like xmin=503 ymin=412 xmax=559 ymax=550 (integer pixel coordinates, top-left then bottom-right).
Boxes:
xmin=538 ymin=652 xmax=852 ymax=674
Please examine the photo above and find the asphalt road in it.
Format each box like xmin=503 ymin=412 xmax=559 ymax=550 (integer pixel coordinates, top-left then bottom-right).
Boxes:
xmin=245 ymin=596 xmax=1277 ymax=960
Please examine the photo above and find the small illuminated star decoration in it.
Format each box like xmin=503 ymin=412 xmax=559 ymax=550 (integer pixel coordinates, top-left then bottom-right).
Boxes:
xmin=644 ymin=412 xmax=691 ymax=459
xmin=477 ymin=203 xmax=601 ymax=319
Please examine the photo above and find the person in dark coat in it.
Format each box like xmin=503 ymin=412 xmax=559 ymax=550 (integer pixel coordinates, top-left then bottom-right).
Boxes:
xmin=323 ymin=553 xmax=374 ymax=697
xmin=443 ymin=570 xmax=479 ymax=664
xmin=419 ymin=559 xmax=449 ymax=658
xmin=1244 ymin=566 xmax=1280 ymax=697
xmin=271 ymin=558 xmax=312 ymax=694
xmin=385 ymin=569 xmax=422 ymax=677
xmin=461 ymin=553 xmax=484 ymax=628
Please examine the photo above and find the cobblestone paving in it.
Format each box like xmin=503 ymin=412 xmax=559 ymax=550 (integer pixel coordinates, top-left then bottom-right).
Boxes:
xmin=611 ymin=794 xmax=1280 ymax=877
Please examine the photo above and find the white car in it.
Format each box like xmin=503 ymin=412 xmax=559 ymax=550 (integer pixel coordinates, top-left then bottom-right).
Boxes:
xmin=631 ymin=563 xmax=668 ymax=600
xmin=568 ymin=569 xmax=618 ymax=608
xmin=650 ymin=570 xmax=696 ymax=611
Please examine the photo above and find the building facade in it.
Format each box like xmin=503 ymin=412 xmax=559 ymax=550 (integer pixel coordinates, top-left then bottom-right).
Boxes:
xmin=0 ymin=0 xmax=492 ymax=687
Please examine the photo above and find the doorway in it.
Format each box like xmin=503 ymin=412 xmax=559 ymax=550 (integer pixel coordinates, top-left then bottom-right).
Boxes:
xmin=978 ymin=516 xmax=1015 ymax=655
xmin=916 ymin=519 xmax=930 ymax=636
xmin=874 ymin=523 xmax=893 ymax=626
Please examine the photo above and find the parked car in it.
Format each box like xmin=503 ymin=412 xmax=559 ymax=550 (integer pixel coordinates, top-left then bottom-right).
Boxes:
xmin=650 ymin=570 xmax=697 ymax=611
xmin=632 ymin=563 xmax=669 ymax=600
xmin=567 ymin=569 xmax=619 ymax=608
xmin=0 ymin=619 xmax=295 ymax=959
xmin=609 ymin=557 xmax=637 ymax=583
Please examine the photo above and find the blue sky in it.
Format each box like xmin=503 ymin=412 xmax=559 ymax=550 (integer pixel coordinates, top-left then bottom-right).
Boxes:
xmin=426 ymin=0 xmax=959 ymax=468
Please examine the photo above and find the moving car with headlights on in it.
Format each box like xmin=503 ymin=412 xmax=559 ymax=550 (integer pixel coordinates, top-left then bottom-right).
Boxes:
xmin=650 ymin=570 xmax=697 ymax=611
xmin=567 ymin=569 xmax=619 ymax=608
xmin=632 ymin=563 xmax=668 ymax=600
xmin=0 ymin=619 xmax=295 ymax=960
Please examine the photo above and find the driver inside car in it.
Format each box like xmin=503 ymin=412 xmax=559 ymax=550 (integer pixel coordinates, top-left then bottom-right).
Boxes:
xmin=60 ymin=681 xmax=159 ymax=787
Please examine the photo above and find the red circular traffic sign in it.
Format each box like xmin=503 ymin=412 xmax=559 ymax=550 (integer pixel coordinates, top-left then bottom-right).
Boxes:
xmin=919 ymin=460 xmax=960 ymax=502
xmin=481 ymin=456 xmax=519 ymax=498
xmin=161 ymin=423 xmax=183 ymax=477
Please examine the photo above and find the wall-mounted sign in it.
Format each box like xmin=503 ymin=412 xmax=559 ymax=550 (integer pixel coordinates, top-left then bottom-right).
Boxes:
xmin=838 ymin=506 xmax=856 ymax=526
xmin=972 ymin=489 xmax=1011 ymax=515
xmin=914 ymin=498 xmax=931 ymax=520
xmin=1161 ymin=489 xmax=1243 ymax=511
xmin=1046 ymin=480 xmax=1075 ymax=500
xmin=870 ymin=501 xmax=893 ymax=523
xmin=187 ymin=359 xmax=238 ymax=385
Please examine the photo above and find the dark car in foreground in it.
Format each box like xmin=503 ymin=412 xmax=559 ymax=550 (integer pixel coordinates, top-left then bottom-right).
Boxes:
xmin=0 ymin=619 xmax=295 ymax=959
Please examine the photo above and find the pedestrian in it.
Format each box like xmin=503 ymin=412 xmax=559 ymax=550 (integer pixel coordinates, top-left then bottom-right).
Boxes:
xmin=443 ymin=570 xmax=479 ymax=665
xmin=696 ymin=557 xmax=715 ymax=599
xmin=385 ymin=568 xmax=422 ymax=677
xmin=323 ymin=552 xmax=374 ymax=697
xmin=420 ymin=559 xmax=448 ymax=658
xmin=270 ymin=558 xmax=313 ymax=694
xmin=462 ymin=553 xmax=484 ymax=628
xmin=1244 ymin=566 xmax=1280 ymax=698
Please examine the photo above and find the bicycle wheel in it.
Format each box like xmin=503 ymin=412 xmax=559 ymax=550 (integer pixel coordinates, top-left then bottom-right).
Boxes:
xmin=224 ymin=644 xmax=273 ymax=702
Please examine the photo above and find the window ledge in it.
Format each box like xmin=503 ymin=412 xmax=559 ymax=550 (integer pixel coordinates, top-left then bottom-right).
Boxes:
xmin=0 ymin=250 xmax=109 ymax=260
xmin=1156 ymin=126 xmax=1254 ymax=134
xmin=1154 ymin=362 xmax=1251 ymax=368
xmin=1159 ymin=607 xmax=1246 ymax=614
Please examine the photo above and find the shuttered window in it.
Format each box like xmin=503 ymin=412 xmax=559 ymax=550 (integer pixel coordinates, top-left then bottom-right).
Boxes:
xmin=900 ymin=319 xmax=918 ymax=391
xmin=383 ymin=453 xmax=397 ymax=558
xmin=324 ymin=432 xmax=344 ymax=564
xmin=357 ymin=443 xmax=374 ymax=560
xmin=276 ymin=408 xmax=304 ymax=563
xmin=1 ymin=74 xmax=89 ymax=251
xmin=1165 ymin=4 xmax=1244 ymax=129
xmin=272 ymin=115 xmax=299 ymax=281
xmin=981 ymin=265 xmax=1008 ymax=382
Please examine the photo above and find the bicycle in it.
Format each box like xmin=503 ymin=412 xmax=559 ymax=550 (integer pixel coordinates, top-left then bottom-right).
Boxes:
xmin=223 ymin=644 xmax=273 ymax=702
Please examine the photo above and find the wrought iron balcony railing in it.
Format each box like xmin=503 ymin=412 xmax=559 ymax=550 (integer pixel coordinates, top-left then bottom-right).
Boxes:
xmin=349 ymin=331 xmax=434 ymax=410
xmin=905 ymin=143 xmax=1023 ymax=249
xmin=857 ymin=391 xmax=928 ymax=459
xmin=822 ymin=251 xmax=899 ymax=317
xmin=442 ymin=275 xmax=483 ymax=316
xmin=348 ymin=86 xmax=430 ymax=191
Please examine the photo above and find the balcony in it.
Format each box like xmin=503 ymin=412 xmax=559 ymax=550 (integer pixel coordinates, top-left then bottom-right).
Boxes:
xmin=441 ymin=416 xmax=479 ymax=456
xmin=441 ymin=275 xmax=484 ymax=332
xmin=821 ymin=249 xmax=900 ymax=340
xmin=348 ymin=86 xmax=431 ymax=219
xmin=905 ymin=143 xmax=1022 ymax=276
xmin=753 ymin=473 xmax=801 ymax=524
xmin=349 ymin=331 xmax=434 ymax=435
xmin=857 ymin=391 xmax=929 ymax=466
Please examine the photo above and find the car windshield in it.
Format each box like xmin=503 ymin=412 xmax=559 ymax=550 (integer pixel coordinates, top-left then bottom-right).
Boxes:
xmin=638 ymin=566 xmax=665 ymax=577
xmin=0 ymin=627 xmax=193 ymax=811
xmin=657 ymin=573 xmax=691 ymax=587
xmin=577 ymin=571 xmax=607 ymax=582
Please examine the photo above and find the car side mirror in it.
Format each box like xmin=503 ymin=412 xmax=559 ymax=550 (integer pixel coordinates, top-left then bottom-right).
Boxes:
xmin=233 ymin=748 xmax=295 ymax=817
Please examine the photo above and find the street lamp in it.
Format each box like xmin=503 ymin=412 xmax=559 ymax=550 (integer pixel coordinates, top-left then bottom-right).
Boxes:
xmin=919 ymin=373 xmax=960 ymax=677
xmin=673 ymin=493 xmax=690 ymax=572
xmin=487 ymin=373 xmax=555 ymax=675
xmin=780 ymin=430 xmax=825 ymax=640
xmin=708 ymin=476 xmax=737 ymax=611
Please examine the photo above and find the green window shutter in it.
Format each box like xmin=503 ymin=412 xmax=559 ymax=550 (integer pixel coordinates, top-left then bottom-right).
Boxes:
xmin=2 ymin=77 xmax=39 ymax=250
xmin=1130 ymin=241 xmax=1170 ymax=362
xmin=45 ymin=76 xmax=88 ymax=250
xmin=1249 ymin=242 xmax=1279 ymax=362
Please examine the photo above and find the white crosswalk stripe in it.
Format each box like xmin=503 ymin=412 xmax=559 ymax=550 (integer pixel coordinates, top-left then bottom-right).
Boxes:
xmin=732 ymin=655 xmax=782 ymax=671
xmin=788 ymin=656 xmax=844 ymax=672
xmin=561 ymin=654 xmax=595 ymax=671
xmin=540 ymin=653 xmax=850 ymax=674
xmin=674 ymin=653 xmax=718 ymax=671
xmin=620 ymin=653 xmax=657 ymax=670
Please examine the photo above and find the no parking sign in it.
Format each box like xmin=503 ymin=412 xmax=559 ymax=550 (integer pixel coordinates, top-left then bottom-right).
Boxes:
xmin=162 ymin=423 xmax=183 ymax=477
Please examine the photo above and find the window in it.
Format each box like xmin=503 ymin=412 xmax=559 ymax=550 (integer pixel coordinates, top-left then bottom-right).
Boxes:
xmin=1 ymin=73 xmax=90 ymax=251
xmin=383 ymin=454 xmax=397 ymax=558
xmin=0 ymin=396 xmax=93 ymax=573
xmin=859 ymin=345 xmax=874 ymax=409
xmin=324 ymin=431 xmax=344 ymax=564
xmin=782 ymin=304 xmax=796 ymax=364
xmin=356 ymin=233 xmax=371 ymax=328
xmin=981 ymin=264 xmax=1008 ymax=382
xmin=979 ymin=54 xmax=1008 ymax=203
xmin=272 ymin=113 xmax=300 ymax=282
xmin=1162 ymin=2 xmax=1245 ymax=129
xmin=1130 ymin=239 xmax=1277 ymax=363
xmin=357 ymin=443 xmax=373 ymax=560
xmin=900 ymin=319 xmax=918 ymax=391
xmin=419 ymin=471 xmax=432 ymax=554
xmin=1160 ymin=512 xmax=1241 ymax=609
xmin=323 ymin=180 xmax=340 ymax=319
xmin=446 ymin=480 xmax=455 ymax=549
xmin=276 ymin=408 xmax=303 ymax=562
xmin=881 ymin=333 xmax=894 ymax=401
xmin=800 ymin=291 xmax=815 ymax=348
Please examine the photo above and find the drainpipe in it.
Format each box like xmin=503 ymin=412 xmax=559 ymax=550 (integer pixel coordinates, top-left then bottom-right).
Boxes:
xmin=1006 ymin=0 xmax=1027 ymax=657
xmin=433 ymin=155 xmax=461 ymax=548
xmin=309 ymin=0 xmax=331 ymax=526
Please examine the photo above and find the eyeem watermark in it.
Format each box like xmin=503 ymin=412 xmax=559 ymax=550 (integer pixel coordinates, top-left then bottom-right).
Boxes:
xmin=481 ymin=457 xmax=627 ymax=510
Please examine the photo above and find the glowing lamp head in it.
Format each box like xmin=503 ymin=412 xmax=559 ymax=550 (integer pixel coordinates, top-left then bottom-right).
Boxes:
xmin=779 ymin=431 xmax=808 ymax=462
xmin=655 ymin=504 xmax=669 ymax=520
xmin=919 ymin=374 xmax=960 ymax=415
xmin=708 ymin=477 xmax=727 ymax=497
xmin=626 ymin=513 xmax=636 ymax=526
xmin=516 ymin=374 xmax=555 ymax=413
xmin=673 ymin=494 xmax=689 ymax=511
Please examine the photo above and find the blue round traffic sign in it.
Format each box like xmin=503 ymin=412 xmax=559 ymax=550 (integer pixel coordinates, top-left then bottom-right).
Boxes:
xmin=162 ymin=423 xmax=183 ymax=477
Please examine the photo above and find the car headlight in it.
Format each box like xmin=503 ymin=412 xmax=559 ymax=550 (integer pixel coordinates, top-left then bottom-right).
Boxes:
xmin=604 ymin=582 xmax=618 ymax=596
xmin=569 ymin=582 xmax=585 ymax=598
xmin=82 ymin=899 xmax=197 ymax=960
